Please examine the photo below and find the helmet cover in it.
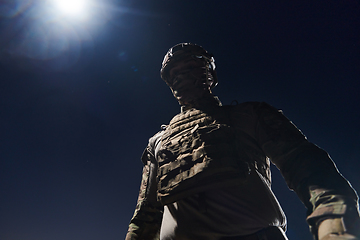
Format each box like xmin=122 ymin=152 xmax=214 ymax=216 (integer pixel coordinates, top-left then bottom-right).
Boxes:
xmin=160 ymin=43 xmax=218 ymax=88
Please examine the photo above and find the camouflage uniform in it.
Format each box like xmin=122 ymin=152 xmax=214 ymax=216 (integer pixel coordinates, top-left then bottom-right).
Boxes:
xmin=125 ymin=97 xmax=359 ymax=240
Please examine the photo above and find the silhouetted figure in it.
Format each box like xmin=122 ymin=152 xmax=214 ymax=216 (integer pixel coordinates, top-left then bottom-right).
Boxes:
xmin=126 ymin=43 xmax=359 ymax=240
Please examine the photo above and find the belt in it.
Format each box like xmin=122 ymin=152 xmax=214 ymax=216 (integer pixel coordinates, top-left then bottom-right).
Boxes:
xmin=220 ymin=226 xmax=288 ymax=240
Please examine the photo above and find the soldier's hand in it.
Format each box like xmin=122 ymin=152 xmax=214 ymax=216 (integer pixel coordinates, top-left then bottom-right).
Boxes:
xmin=318 ymin=218 xmax=360 ymax=240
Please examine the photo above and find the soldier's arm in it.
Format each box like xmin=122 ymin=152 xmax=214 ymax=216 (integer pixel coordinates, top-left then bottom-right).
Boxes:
xmin=125 ymin=133 xmax=164 ymax=240
xmin=125 ymin=163 xmax=163 ymax=240
xmin=254 ymin=102 xmax=359 ymax=240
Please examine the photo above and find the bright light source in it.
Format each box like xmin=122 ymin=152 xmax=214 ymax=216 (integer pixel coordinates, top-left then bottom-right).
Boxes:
xmin=53 ymin=0 xmax=87 ymax=17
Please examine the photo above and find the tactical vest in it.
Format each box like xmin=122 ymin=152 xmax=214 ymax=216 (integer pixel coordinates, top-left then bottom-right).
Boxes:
xmin=157 ymin=103 xmax=270 ymax=204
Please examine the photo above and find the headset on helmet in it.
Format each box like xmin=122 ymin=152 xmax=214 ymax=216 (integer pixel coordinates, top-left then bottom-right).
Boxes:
xmin=160 ymin=43 xmax=218 ymax=88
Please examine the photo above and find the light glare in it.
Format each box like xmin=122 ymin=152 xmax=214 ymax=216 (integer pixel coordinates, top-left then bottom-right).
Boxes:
xmin=54 ymin=0 xmax=86 ymax=16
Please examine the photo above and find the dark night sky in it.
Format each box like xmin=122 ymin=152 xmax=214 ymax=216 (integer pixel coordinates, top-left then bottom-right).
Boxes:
xmin=1 ymin=1 xmax=360 ymax=239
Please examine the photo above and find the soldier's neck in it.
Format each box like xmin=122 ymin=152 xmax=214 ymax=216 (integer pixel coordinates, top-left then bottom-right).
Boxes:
xmin=180 ymin=95 xmax=222 ymax=112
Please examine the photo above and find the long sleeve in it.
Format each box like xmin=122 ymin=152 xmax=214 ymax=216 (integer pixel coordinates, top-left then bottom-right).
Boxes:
xmin=125 ymin=132 xmax=164 ymax=240
xmin=254 ymin=102 xmax=359 ymax=236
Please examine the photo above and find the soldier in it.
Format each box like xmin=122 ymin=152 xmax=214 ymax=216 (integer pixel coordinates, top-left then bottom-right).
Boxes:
xmin=125 ymin=43 xmax=359 ymax=240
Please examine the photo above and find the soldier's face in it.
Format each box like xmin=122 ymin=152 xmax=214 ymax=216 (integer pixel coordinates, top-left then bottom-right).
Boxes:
xmin=168 ymin=57 xmax=212 ymax=105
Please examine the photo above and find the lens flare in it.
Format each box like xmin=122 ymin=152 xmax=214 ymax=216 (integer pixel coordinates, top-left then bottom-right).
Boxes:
xmin=53 ymin=0 xmax=86 ymax=17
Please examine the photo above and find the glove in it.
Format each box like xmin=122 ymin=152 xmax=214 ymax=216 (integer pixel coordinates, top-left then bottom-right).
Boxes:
xmin=318 ymin=218 xmax=360 ymax=240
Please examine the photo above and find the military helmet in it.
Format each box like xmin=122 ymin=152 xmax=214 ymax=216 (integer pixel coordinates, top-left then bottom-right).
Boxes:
xmin=160 ymin=43 xmax=218 ymax=88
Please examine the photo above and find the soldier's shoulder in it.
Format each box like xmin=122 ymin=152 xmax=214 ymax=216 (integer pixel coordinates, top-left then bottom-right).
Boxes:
xmin=148 ymin=126 xmax=166 ymax=144
xmin=141 ymin=127 xmax=166 ymax=164
xmin=223 ymin=101 xmax=274 ymax=111
xmin=239 ymin=101 xmax=275 ymax=108
xmin=222 ymin=101 xmax=282 ymax=119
